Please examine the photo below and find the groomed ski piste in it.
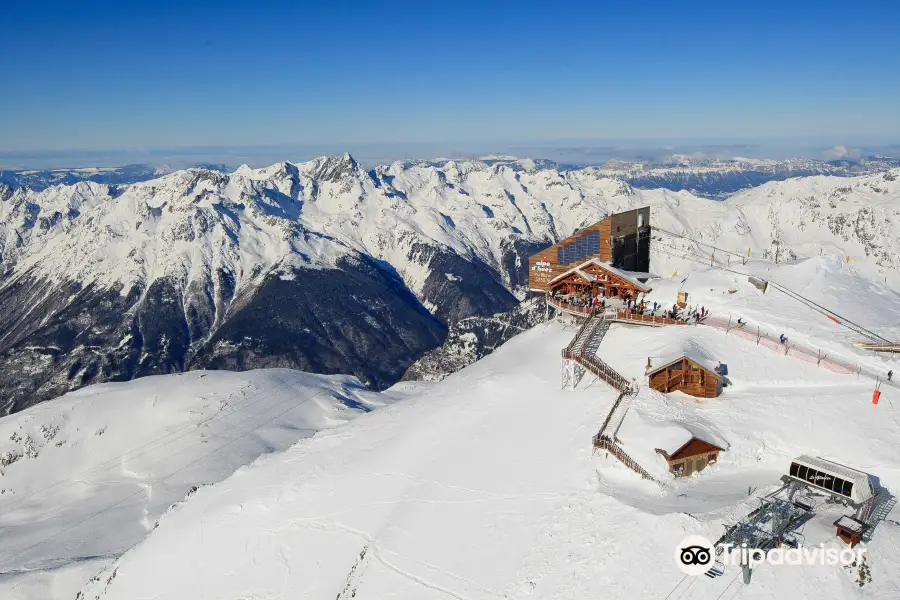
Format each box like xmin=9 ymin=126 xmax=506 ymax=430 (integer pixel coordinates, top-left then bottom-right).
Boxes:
xmin=0 ymin=370 xmax=386 ymax=599
xmin=24 ymin=254 xmax=889 ymax=600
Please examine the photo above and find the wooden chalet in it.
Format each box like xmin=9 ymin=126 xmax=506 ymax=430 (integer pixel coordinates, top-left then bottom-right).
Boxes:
xmin=546 ymin=257 xmax=651 ymax=300
xmin=647 ymin=354 xmax=722 ymax=398
xmin=615 ymin=411 xmax=727 ymax=479
xmin=656 ymin=437 xmax=725 ymax=478
xmin=529 ymin=207 xmax=651 ymax=292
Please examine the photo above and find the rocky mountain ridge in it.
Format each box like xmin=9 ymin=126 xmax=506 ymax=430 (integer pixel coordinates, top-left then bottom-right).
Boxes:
xmin=2 ymin=155 xmax=899 ymax=412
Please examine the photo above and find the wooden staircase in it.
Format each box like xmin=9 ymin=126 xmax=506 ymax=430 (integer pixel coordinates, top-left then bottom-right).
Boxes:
xmin=557 ymin=310 xmax=654 ymax=480
xmin=593 ymin=434 xmax=656 ymax=481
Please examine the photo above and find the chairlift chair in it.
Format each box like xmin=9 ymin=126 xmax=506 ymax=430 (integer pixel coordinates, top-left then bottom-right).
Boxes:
xmin=793 ymin=494 xmax=816 ymax=511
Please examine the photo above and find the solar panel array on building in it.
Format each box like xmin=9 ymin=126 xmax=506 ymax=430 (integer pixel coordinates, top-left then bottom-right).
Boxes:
xmin=557 ymin=229 xmax=600 ymax=266
xmin=528 ymin=207 xmax=651 ymax=292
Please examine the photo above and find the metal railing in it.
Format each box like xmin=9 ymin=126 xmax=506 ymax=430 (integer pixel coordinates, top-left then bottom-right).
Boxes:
xmin=596 ymin=391 xmax=626 ymax=438
xmin=566 ymin=313 xmax=599 ymax=353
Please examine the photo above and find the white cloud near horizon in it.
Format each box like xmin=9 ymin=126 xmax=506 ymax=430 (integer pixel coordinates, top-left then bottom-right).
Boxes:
xmin=823 ymin=145 xmax=863 ymax=161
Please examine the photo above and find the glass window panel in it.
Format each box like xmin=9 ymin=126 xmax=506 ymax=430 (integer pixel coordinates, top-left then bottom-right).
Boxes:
xmin=807 ymin=469 xmax=819 ymax=485
xmin=842 ymin=480 xmax=853 ymax=497
xmin=790 ymin=463 xmax=799 ymax=477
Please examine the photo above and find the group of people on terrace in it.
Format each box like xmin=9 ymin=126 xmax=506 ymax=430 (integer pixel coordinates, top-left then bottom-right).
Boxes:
xmin=550 ymin=289 xmax=609 ymax=310
xmin=549 ymin=289 xmax=710 ymax=324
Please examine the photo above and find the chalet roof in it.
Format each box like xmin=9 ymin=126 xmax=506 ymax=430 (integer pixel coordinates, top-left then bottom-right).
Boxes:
xmin=667 ymin=438 xmax=724 ymax=462
xmin=648 ymin=352 xmax=721 ymax=377
xmin=615 ymin=410 xmax=728 ymax=477
xmin=833 ymin=516 xmax=868 ymax=534
xmin=549 ymin=258 xmax=651 ymax=292
xmin=574 ymin=267 xmax=596 ymax=283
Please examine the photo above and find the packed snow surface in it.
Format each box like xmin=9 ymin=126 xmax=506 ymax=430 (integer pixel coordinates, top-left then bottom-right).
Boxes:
xmin=0 ymin=369 xmax=382 ymax=599
xmin=65 ymin=257 xmax=900 ymax=600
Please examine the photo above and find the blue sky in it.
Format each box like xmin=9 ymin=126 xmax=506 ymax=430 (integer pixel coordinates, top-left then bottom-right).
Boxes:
xmin=1 ymin=0 xmax=899 ymax=159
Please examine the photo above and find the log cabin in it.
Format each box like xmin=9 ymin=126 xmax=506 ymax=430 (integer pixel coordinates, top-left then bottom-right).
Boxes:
xmin=646 ymin=354 xmax=722 ymax=398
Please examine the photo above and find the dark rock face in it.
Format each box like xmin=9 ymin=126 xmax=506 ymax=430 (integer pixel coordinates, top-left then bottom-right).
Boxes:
xmin=402 ymin=297 xmax=547 ymax=382
xmin=499 ymin=238 xmax=550 ymax=290
xmin=191 ymin=256 xmax=446 ymax=390
xmin=0 ymin=256 xmax=447 ymax=415
xmin=0 ymin=277 xmax=146 ymax=414
xmin=414 ymin=244 xmax=519 ymax=324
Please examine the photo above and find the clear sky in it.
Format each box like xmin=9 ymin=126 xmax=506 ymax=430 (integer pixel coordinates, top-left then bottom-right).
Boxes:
xmin=2 ymin=0 xmax=899 ymax=154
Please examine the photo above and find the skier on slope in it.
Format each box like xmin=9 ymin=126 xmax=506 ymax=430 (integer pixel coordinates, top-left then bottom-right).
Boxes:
xmin=780 ymin=333 xmax=786 ymax=344
xmin=889 ymin=370 xmax=894 ymax=382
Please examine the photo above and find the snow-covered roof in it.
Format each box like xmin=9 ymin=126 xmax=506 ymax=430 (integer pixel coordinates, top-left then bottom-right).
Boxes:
xmin=789 ymin=455 xmax=874 ymax=504
xmin=615 ymin=410 xmax=727 ymax=478
xmin=834 ymin=516 xmax=868 ymax=534
xmin=549 ymin=258 xmax=650 ymax=291
xmin=648 ymin=352 xmax=720 ymax=376
xmin=574 ymin=268 xmax=596 ymax=282
xmin=794 ymin=455 xmax=869 ymax=485
xmin=617 ymin=268 xmax=654 ymax=281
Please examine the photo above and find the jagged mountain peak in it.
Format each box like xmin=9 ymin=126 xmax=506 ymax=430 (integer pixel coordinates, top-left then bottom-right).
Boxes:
xmin=2 ymin=160 xmax=900 ymax=414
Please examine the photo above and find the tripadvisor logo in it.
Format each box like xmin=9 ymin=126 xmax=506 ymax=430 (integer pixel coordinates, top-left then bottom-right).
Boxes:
xmin=674 ymin=535 xmax=866 ymax=576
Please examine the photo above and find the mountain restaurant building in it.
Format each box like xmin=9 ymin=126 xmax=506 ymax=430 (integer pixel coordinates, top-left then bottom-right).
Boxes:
xmin=528 ymin=207 xmax=651 ymax=293
xmin=545 ymin=257 xmax=651 ymax=300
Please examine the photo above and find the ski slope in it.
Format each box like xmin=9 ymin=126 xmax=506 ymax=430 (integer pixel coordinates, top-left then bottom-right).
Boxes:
xmin=0 ymin=369 xmax=383 ymax=600
xmin=69 ymin=258 xmax=900 ymax=600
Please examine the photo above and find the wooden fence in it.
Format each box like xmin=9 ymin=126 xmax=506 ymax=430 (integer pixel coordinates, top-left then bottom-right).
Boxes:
xmin=593 ymin=435 xmax=656 ymax=481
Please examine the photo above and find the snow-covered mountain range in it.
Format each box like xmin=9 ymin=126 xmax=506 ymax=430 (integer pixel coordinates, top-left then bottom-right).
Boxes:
xmin=5 ymin=155 xmax=899 ymax=199
xmin=2 ymin=155 xmax=899 ymax=412
xmin=596 ymin=155 xmax=900 ymax=199
xmin=0 ymin=164 xmax=228 ymax=191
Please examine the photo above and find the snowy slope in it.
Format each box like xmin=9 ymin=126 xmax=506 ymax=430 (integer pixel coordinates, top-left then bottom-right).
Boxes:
xmin=0 ymin=368 xmax=382 ymax=600
xmin=2 ymin=158 xmax=900 ymax=413
xmin=69 ymin=258 xmax=900 ymax=600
